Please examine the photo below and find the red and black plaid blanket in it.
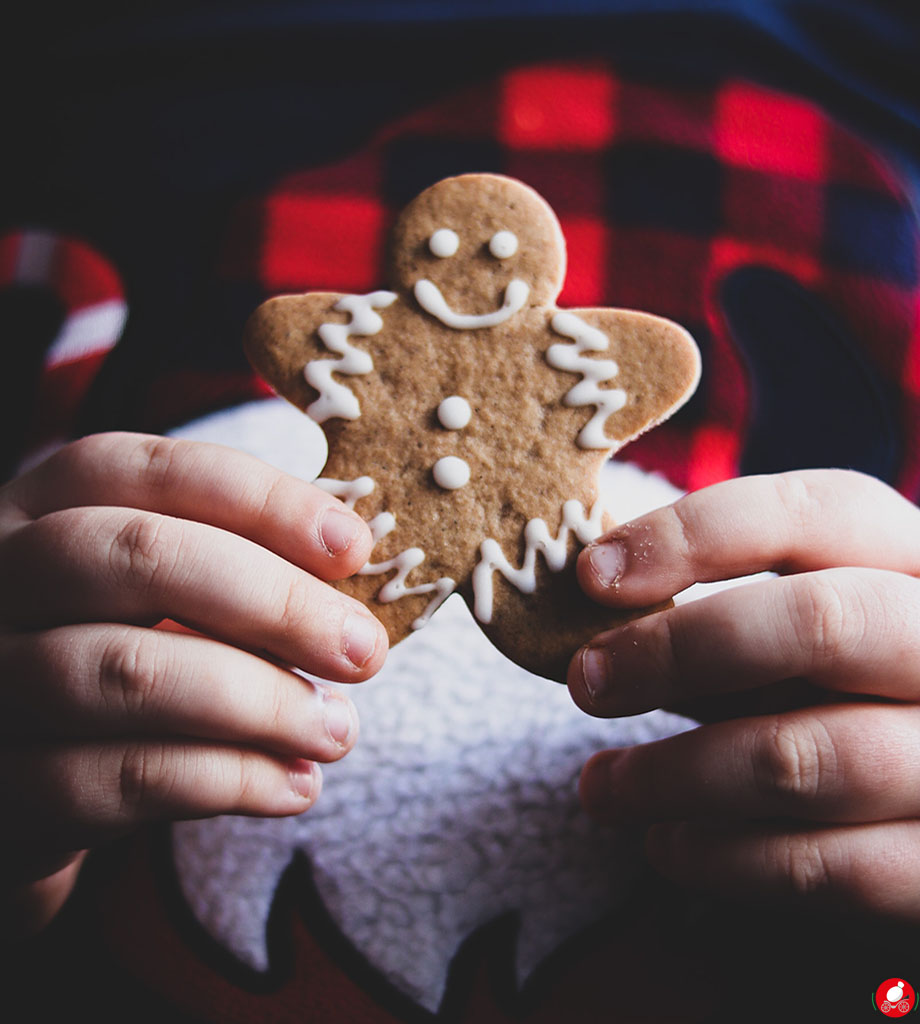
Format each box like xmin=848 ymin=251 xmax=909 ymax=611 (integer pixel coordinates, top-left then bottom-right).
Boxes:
xmin=3 ymin=59 xmax=917 ymax=499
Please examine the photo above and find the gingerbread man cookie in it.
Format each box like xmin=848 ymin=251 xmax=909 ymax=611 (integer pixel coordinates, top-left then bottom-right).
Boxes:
xmin=244 ymin=174 xmax=700 ymax=680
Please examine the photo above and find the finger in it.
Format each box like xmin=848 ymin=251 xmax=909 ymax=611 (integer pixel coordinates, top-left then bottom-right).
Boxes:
xmin=579 ymin=704 xmax=920 ymax=826
xmin=0 ymin=506 xmax=387 ymax=682
xmin=577 ymin=469 xmax=920 ymax=607
xmin=2 ymin=432 xmax=372 ymax=581
xmin=645 ymin=818 xmax=920 ymax=922
xmin=0 ymin=625 xmax=358 ymax=761
xmin=569 ymin=568 xmax=920 ymax=716
xmin=2 ymin=742 xmax=323 ymax=856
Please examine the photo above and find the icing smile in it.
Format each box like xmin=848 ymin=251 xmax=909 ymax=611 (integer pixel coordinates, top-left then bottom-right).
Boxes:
xmin=414 ymin=278 xmax=529 ymax=329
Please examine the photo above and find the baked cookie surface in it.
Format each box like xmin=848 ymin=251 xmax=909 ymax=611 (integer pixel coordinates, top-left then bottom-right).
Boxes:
xmin=245 ymin=173 xmax=700 ymax=679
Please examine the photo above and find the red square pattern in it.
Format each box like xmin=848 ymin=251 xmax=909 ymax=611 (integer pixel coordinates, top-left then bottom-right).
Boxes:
xmin=504 ymin=151 xmax=607 ymax=216
xmin=557 ymin=216 xmax=609 ymax=307
xmin=715 ymin=81 xmax=826 ymax=181
xmin=825 ymin=273 xmax=916 ymax=379
xmin=617 ymin=80 xmax=715 ymax=150
xmin=260 ymin=194 xmax=386 ymax=293
xmin=826 ymin=129 xmax=903 ymax=194
xmin=687 ymin=424 xmax=742 ymax=490
xmin=499 ymin=64 xmax=618 ymax=150
xmin=722 ymin=166 xmax=823 ymax=253
xmin=606 ymin=228 xmax=712 ymax=324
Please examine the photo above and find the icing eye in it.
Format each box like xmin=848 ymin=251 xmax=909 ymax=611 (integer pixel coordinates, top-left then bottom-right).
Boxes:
xmin=429 ymin=228 xmax=459 ymax=258
xmin=488 ymin=230 xmax=518 ymax=259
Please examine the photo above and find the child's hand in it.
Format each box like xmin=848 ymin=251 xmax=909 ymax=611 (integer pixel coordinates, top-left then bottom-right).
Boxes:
xmin=0 ymin=433 xmax=387 ymax=934
xmin=568 ymin=469 xmax=920 ymax=921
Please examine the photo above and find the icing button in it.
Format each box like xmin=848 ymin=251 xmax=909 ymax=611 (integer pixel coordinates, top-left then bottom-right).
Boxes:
xmin=437 ymin=395 xmax=472 ymax=430
xmin=433 ymin=456 xmax=470 ymax=490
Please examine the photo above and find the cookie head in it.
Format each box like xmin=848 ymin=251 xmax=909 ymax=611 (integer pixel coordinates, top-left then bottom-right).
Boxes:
xmin=390 ymin=174 xmax=566 ymax=326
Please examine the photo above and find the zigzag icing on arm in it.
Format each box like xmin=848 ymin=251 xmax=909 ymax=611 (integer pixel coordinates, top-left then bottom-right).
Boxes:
xmin=313 ymin=475 xmax=456 ymax=630
xmin=304 ymin=291 xmax=397 ymax=423
xmin=472 ymin=499 xmax=606 ymax=624
xmin=547 ymin=311 xmax=627 ymax=449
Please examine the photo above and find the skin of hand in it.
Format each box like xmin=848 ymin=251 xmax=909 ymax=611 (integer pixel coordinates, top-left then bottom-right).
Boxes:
xmin=0 ymin=433 xmax=388 ymax=938
xmin=567 ymin=469 xmax=920 ymax=922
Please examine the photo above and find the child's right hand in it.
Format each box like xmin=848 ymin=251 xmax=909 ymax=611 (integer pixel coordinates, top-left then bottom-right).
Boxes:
xmin=0 ymin=432 xmax=387 ymax=936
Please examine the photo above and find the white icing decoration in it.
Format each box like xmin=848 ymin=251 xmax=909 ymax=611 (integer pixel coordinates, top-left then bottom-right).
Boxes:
xmin=437 ymin=395 xmax=472 ymax=431
xmin=547 ymin=311 xmax=627 ymax=449
xmin=472 ymin=499 xmax=606 ymax=624
xmin=314 ymin=476 xmax=455 ymax=629
xmin=414 ymin=278 xmax=529 ymax=330
xmin=489 ymin=231 xmax=518 ymax=259
xmin=360 ymin=512 xmax=456 ymax=630
xmin=432 ymin=456 xmax=470 ymax=490
xmin=313 ymin=475 xmax=375 ymax=509
xmin=304 ymin=291 xmax=397 ymax=423
xmin=429 ymin=228 xmax=459 ymax=258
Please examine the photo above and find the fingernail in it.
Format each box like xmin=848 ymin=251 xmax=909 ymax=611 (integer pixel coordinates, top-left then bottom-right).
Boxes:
xmin=579 ymin=644 xmax=610 ymax=702
xmin=289 ymin=758 xmax=318 ymax=800
xmin=587 ymin=541 xmax=626 ymax=588
xmin=320 ymin=506 xmax=364 ymax=557
xmin=323 ymin=691 xmax=357 ymax=747
xmin=586 ymin=540 xmax=626 ymax=589
xmin=343 ymin=612 xmax=380 ymax=669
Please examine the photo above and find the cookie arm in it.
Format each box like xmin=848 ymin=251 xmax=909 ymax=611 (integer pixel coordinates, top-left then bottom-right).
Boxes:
xmin=548 ymin=308 xmax=700 ymax=452
xmin=243 ymin=290 xmax=397 ymax=421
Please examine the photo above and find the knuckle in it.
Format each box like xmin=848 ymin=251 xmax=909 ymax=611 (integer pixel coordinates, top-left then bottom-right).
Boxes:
xmin=117 ymin=742 xmax=166 ymax=815
xmin=253 ymin=473 xmax=289 ymax=531
xmin=781 ymin=833 xmax=833 ymax=899
xmin=97 ymin=630 xmax=168 ymax=716
xmin=108 ymin=512 xmax=175 ymax=591
xmin=664 ymin=499 xmax=700 ymax=567
xmin=753 ymin=716 xmax=836 ymax=808
xmin=134 ymin=435 xmax=184 ymax=490
xmin=232 ymin=750 xmax=259 ymax=808
xmin=264 ymin=678 xmax=292 ymax=741
xmin=660 ymin=607 xmax=693 ymax=683
xmin=771 ymin=472 xmax=823 ymax=535
xmin=276 ymin=575 xmax=315 ymax=638
xmin=788 ymin=572 xmax=859 ymax=667
xmin=772 ymin=469 xmax=885 ymax=544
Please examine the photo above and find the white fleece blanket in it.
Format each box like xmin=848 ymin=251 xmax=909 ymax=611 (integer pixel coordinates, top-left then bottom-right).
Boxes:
xmin=169 ymin=398 xmax=697 ymax=1012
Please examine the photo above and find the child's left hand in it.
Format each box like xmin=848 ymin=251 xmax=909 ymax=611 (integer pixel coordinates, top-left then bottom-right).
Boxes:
xmin=568 ymin=469 xmax=920 ymax=921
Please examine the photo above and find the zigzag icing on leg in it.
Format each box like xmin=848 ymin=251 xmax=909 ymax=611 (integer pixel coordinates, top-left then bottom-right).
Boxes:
xmin=314 ymin=476 xmax=456 ymax=630
xmin=472 ymin=499 xmax=607 ymax=624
